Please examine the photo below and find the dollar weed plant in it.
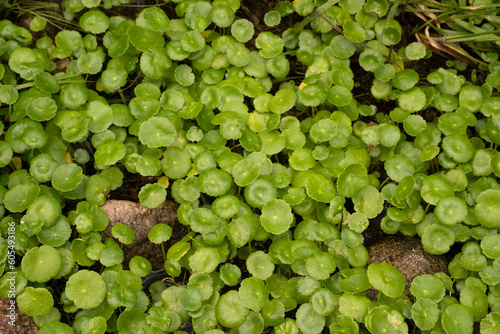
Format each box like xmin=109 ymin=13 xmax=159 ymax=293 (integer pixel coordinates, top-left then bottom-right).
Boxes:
xmin=0 ymin=0 xmax=500 ymax=332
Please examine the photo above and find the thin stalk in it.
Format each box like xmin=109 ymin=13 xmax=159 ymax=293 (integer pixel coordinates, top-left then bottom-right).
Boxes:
xmin=378 ymin=177 xmax=390 ymax=190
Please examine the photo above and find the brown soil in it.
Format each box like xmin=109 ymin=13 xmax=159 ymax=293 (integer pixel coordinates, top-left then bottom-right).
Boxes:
xmin=0 ymin=298 xmax=38 ymax=334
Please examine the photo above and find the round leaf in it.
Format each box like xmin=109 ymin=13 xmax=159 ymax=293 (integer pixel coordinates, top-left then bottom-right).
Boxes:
xmin=4 ymin=182 xmax=40 ymax=213
xmin=247 ymin=250 xmax=274 ymax=280
xmin=148 ymin=223 xmax=172 ymax=244
xmin=435 ymin=197 xmax=468 ymax=226
xmin=66 ymin=270 xmax=106 ymax=309
xmin=441 ymin=304 xmax=473 ymax=334
xmin=52 ymin=163 xmax=83 ymax=192
xmin=260 ymin=199 xmax=293 ymax=235
xmin=80 ymin=10 xmax=109 ymax=34
xmin=138 ymin=117 xmax=176 ymax=148
xmin=189 ymin=247 xmax=220 ymax=274
xmin=111 ymin=224 xmax=135 ymax=245
xmin=367 ymin=263 xmax=405 ymax=298
xmin=475 ymin=189 xmax=500 ymax=228
xmin=215 ymin=291 xmax=249 ymax=328
xmin=17 ymin=287 xmax=53 ymax=317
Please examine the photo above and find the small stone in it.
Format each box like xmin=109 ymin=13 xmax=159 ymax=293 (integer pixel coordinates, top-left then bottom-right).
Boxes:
xmin=366 ymin=236 xmax=448 ymax=301
xmin=100 ymin=200 xmax=186 ymax=270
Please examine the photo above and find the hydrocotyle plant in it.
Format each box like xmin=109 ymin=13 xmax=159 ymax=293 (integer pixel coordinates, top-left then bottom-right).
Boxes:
xmin=0 ymin=0 xmax=500 ymax=333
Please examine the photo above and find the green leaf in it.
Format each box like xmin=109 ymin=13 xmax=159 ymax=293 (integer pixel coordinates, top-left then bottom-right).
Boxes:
xmin=80 ymin=10 xmax=109 ymax=34
xmin=393 ymin=175 xmax=414 ymax=201
xmin=215 ymin=291 xmax=249 ymax=328
xmin=138 ymin=183 xmax=166 ymax=208
xmin=0 ymin=85 xmax=18 ymax=105
xmin=26 ymin=97 xmax=57 ymax=121
xmin=4 ymin=182 xmax=40 ymax=213
xmin=442 ymin=134 xmax=474 ymax=163
xmin=337 ymin=163 xmax=368 ymax=197
xmin=127 ymin=24 xmax=164 ymax=52
xmin=247 ymin=250 xmax=274 ymax=280
xmin=232 ymin=159 xmax=260 ymax=187
xmin=441 ymin=304 xmax=473 ymax=334
xmin=181 ymin=288 xmax=202 ymax=312
xmin=94 ymin=141 xmax=126 ymax=166
xmin=327 ymin=86 xmax=352 ymax=107
xmin=198 ymin=168 xmax=232 ymax=196
xmin=353 ymin=186 xmax=384 ymax=219
xmin=344 ymin=20 xmax=366 ymax=43
xmin=305 ymin=252 xmax=336 ymax=280
xmin=27 ymin=195 xmax=61 ymax=228
xmin=438 ymin=112 xmax=467 ymax=136
xmin=112 ymin=224 xmax=135 ymax=245
xmin=393 ymin=69 xmax=419 ymax=90
xmin=310 ymin=288 xmax=335 ymax=317
xmin=262 ymin=299 xmax=285 ymax=327
xmin=411 ymin=298 xmax=439 ymax=330
xmin=481 ymin=234 xmax=500 ymax=259
xmin=189 ymin=247 xmax=220 ymax=274
xmin=475 ymin=190 xmax=500 ymax=228
xmin=138 ymin=117 xmax=176 ymax=148
xmin=305 ymin=173 xmax=335 ymax=203
xmin=190 ymin=207 xmax=219 ymax=234
xmin=138 ymin=7 xmax=170 ymax=32
xmin=34 ymin=72 xmax=60 ymax=94
xmin=212 ymin=195 xmax=240 ymax=219
xmin=422 ymin=223 xmax=455 ymax=254
xmin=269 ymin=88 xmax=296 ymax=114
xmin=66 ymin=270 xmax=106 ymax=309
xmin=101 ymin=68 xmax=127 ymax=91
xmin=181 ymin=31 xmax=205 ymax=53
xmin=220 ymin=263 xmax=241 ymax=286
xmin=117 ymin=308 xmax=148 ymax=333
xmin=210 ymin=4 xmax=235 ymax=27
xmin=310 ymin=119 xmax=338 ymax=142
xmin=365 ymin=306 xmax=408 ymax=334
xmin=367 ymin=263 xmax=405 ymax=298
xmin=17 ymin=287 xmax=53 ymax=317
xmin=410 ymin=274 xmax=445 ymax=302
xmin=329 ymin=315 xmax=359 ymax=333
xmin=398 ymin=87 xmax=426 ymax=112
xmin=298 ymin=84 xmax=326 ymax=107
xmin=52 ymin=163 xmax=83 ymax=192
xmin=148 ymin=223 xmax=172 ymax=244
xmin=384 ymin=154 xmax=415 ymax=182
xmin=405 ymin=42 xmax=427 ymax=60
xmin=141 ymin=47 xmax=172 ymax=79
xmin=481 ymin=312 xmax=500 ymax=334
xmin=434 ymin=197 xmax=468 ymax=226
xmin=296 ymin=303 xmax=325 ymax=334
xmin=232 ymin=19 xmax=254 ymax=43
xmin=161 ymin=147 xmax=191 ymax=179
xmin=420 ymin=174 xmax=454 ymax=206
xmin=81 ymin=316 xmax=107 ymax=334
xmin=37 ymin=216 xmax=72 ymax=247
xmin=238 ymin=277 xmax=269 ymax=312
xmin=255 ymin=32 xmax=284 ymax=59
xmin=347 ymin=212 xmax=369 ymax=233
xmin=264 ymin=11 xmax=281 ymax=26
xmin=481 ymin=96 xmax=500 ymax=118
xmin=129 ymin=256 xmax=152 ymax=278
xmin=260 ymin=198 xmax=294 ymax=235
xmin=359 ymin=48 xmax=385 ymax=72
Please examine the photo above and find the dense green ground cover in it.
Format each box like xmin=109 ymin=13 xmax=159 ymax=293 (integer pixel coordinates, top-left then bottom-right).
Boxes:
xmin=1 ymin=0 xmax=500 ymax=333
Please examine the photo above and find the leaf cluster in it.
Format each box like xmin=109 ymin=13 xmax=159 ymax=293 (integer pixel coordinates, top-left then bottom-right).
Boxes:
xmin=0 ymin=0 xmax=500 ymax=333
